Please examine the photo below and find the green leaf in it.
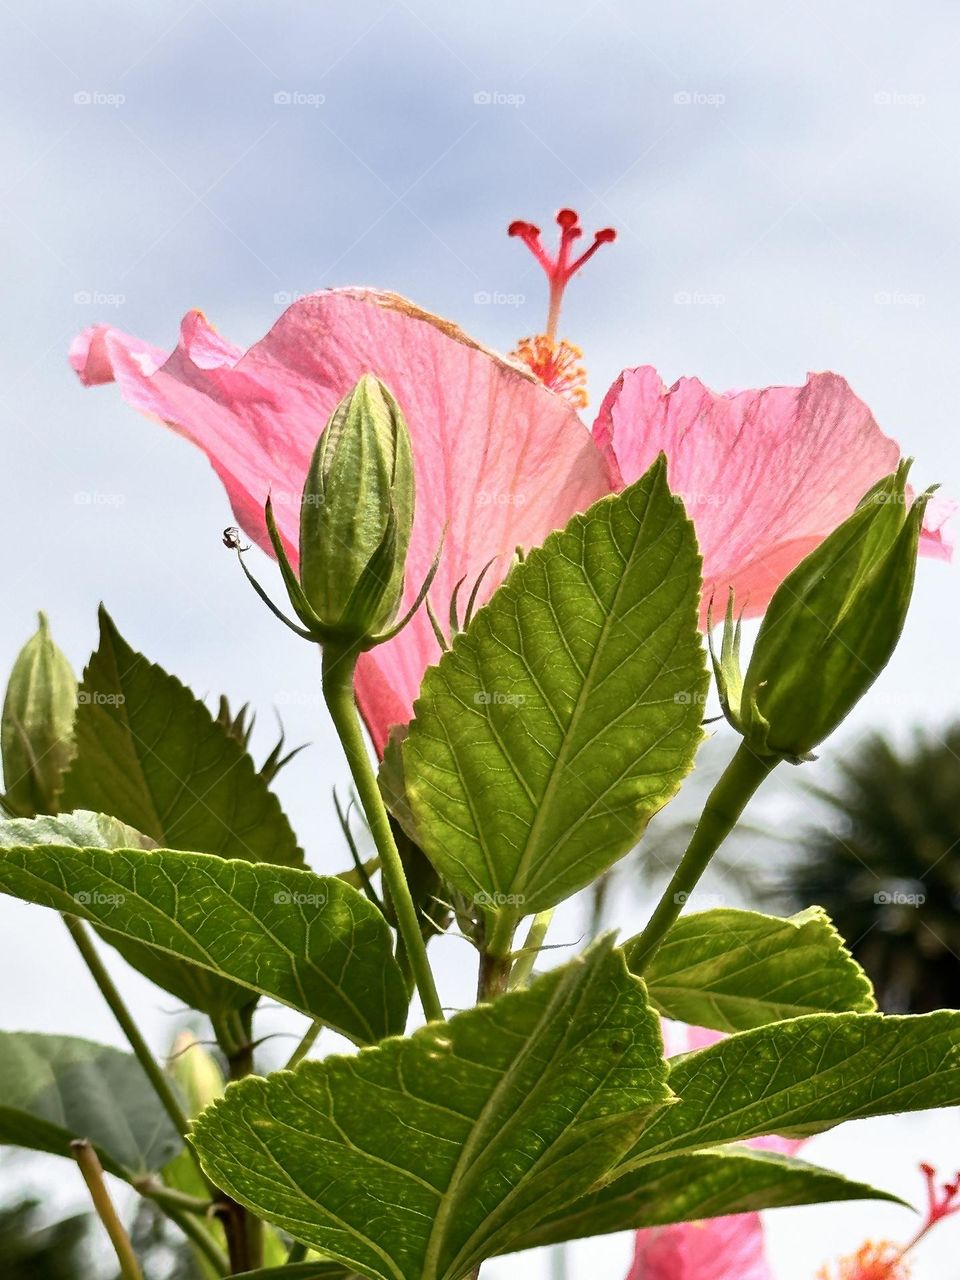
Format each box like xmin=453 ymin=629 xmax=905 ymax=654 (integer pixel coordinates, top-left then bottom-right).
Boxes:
xmin=638 ymin=907 xmax=876 ymax=1032
xmin=402 ymin=459 xmax=707 ymax=917
xmin=0 ymin=820 xmax=407 ymax=1042
xmin=0 ymin=1031 xmax=182 ymax=1179
xmin=1 ymin=613 xmax=77 ymax=817
xmin=232 ymin=1265 xmax=356 ymax=1280
xmin=192 ymin=938 xmax=671 ymax=1280
xmin=621 ymin=1010 xmax=960 ymax=1170
xmin=61 ymin=607 xmax=302 ymax=867
xmin=511 ymin=1146 xmax=904 ymax=1249
xmin=58 ymin=608 xmax=305 ymax=1011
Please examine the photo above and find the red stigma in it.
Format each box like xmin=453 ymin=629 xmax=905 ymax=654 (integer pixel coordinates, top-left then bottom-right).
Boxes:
xmin=508 ymin=208 xmax=616 ymax=340
xmin=921 ymin=1161 xmax=960 ymax=1229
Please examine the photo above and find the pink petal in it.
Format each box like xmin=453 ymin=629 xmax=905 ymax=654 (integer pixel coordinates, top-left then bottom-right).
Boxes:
xmin=71 ymin=290 xmax=612 ymax=751
xmin=627 ymin=1213 xmax=772 ymax=1280
xmin=594 ymin=367 xmax=950 ymax=623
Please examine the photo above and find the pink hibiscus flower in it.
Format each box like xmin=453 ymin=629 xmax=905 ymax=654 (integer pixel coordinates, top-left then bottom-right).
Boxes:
xmin=629 ymin=1028 xmax=960 ymax=1280
xmin=69 ymin=210 xmax=951 ymax=752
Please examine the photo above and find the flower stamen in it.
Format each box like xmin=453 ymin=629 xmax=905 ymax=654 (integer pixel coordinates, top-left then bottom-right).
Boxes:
xmin=507 ymin=208 xmax=615 ymax=407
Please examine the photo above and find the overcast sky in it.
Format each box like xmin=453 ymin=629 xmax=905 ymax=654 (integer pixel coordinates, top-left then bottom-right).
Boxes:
xmin=1 ymin=2 xmax=959 ymax=1276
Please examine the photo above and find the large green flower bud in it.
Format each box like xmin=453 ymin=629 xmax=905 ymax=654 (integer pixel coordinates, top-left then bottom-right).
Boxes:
xmin=260 ymin=375 xmax=420 ymax=649
xmin=712 ymin=462 xmax=931 ymax=762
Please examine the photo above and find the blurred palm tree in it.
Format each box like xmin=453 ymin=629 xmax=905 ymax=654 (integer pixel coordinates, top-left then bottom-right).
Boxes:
xmin=782 ymin=725 xmax=960 ymax=1013
xmin=0 ymin=1197 xmax=90 ymax=1279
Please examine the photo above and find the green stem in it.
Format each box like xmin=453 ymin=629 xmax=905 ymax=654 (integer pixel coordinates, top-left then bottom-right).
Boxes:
xmin=132 ymin=1178 xmax=213 ymax=1216
xmin=212 ymin=1007 xmax=263 ymax=1272
xmin=476 ymin=909 xmax=518 ymax=1001
xmin=62 ymin=916 xmax=207 ymax=1178
xmin=509 ymin=910 xmax=553 ymax=989
xmin=71 ymin=1139 xmax=143 ymax=1280
xmin=627 ymin=742 xmax=777 ymax=973
xmin=285 ymin=1019 xmax=322 ymax=1070
xmin=160 ymin=1204 xmax=230 ymax=1277
xmin=322 ymin=646 xmax=444 ymax=1024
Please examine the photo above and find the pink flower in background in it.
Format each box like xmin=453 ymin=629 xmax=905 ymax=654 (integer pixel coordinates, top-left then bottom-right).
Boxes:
xmin=70 ymin=210 xmax=951 ymax=750
xmin=627 ymin=1212 xmax=771 ymax=1280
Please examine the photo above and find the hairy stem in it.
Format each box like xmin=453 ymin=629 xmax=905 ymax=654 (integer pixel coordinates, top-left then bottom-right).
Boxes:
xmin=322 ymin=645 xmax=444 ymax=1023
xmin=626 ymin=742 xmax=776 ymax=973
xmin=476 ymin=909 xmax=517 ymax=1001
xmin=71 ymin=1139 xmax=143 ymax=1280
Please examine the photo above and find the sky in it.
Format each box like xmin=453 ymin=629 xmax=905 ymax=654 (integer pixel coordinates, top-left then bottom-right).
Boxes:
xmin=1 ymin=1 xmax=959 ymax=1276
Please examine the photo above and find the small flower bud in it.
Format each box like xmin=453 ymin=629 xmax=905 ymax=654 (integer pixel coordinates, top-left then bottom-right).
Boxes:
xmin=260 ymin=375 xmax=416 ymax=648
xmin=712 ymin=462 xmax=931 ymax=762
xmin=299 ymin=374 xmax=414 ymax=641
xmin=1 ymin=613 xmax=77 ymax=816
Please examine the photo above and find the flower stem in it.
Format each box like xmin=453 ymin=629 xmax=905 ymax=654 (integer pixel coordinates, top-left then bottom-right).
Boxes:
xmin=157 ymin=1204 xmax=230 ymax=1276
xmin=62 ymin=916 xmax=204 ymax=1171
xmin=626 ymin=743 xmax=776 ymax=973
xmin=509 ymin=910 xmax=553 ymax=989
xmin=211 ymin=1007 xmax=263 ymax=1272
xmin=71 ymin=1139 xmax=143 ymax=1280
xmin=322 ymin=646 xmax=444 ymax=1024
xmin=476 ymin=909 xmax=517 ymax=1001
xmin=285 ymin=1019 xmax=323 ymax=1070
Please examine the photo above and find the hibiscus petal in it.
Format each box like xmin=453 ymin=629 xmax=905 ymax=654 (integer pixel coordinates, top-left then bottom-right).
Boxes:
xmin=71 ymin=290 xmax=612 ymax=751
xmin=594 ymin=367 xmax=950 ymax=623
xmin=627 ymin=1213 xmax=772 ymax=1280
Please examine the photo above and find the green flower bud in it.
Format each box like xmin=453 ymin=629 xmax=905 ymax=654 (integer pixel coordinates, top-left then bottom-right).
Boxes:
xmin=300 ymin=374 xmax=414 ymax=640
xmin=711 ymin=461 xmax=931 ymax=762
xmin=258 ymin=375 xmax=418 ymax=649
xmin=1 ymin=613 xmax=77 ymax=816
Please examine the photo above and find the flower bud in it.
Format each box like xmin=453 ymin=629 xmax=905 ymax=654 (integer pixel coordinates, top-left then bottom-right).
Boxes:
xmin=1 ymin=613 xmax=77 ymax=815
xmin=712 ymin=462 xmax=931 ymax=762
xmin=263 ymin=375 xmax=416 ymax=648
